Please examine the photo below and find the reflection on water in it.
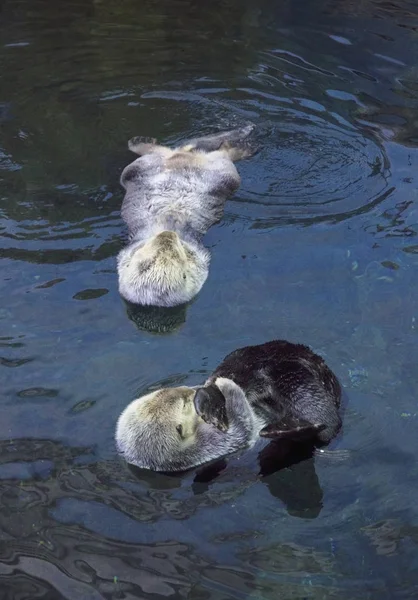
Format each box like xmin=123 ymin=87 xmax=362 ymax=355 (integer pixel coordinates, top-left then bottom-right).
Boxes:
xmin=125 ymin=301 xmax=189 ymax=334
xmin=0 ymin=437 xmax=388 ymax=598
xmin=1 ymin=0 xmax=418 ymax=597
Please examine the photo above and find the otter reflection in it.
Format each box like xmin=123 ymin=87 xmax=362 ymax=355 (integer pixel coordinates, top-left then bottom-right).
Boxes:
xmin=129 ymin=439 xmax=323 ymax=519
xmin=124 ymin=298 xmax=189 ymax=334
xmin=257 ymin=440 xmax=323 ymax=519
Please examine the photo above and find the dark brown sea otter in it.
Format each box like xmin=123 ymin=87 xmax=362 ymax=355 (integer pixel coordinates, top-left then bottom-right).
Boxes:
xmin=115 ymin=340 xmax=342 ymax=472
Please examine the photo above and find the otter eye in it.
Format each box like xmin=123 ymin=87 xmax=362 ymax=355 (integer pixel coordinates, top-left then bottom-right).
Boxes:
xmin=176 ymin=424 xmax=183 ymax=437
xmin=183 ymin=274 xmax=186 ymax=280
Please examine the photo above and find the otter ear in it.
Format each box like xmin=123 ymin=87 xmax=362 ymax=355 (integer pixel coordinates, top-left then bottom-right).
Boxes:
xmin=194 ymin=384 xmax=228 ymax=432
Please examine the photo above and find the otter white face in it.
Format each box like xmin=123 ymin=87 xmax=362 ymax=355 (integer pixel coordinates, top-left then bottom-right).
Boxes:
xmin=115 ymin=379 xmax=258 ymax=472
xmin=115 ymin=387 xmax=206 ymax=472
xmin=117 ymin=231 xmax=209 ymax=307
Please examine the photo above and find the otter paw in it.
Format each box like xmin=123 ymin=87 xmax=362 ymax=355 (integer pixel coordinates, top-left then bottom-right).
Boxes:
xmin=194 ymin=385 xmax=229 ymax=432
xmin=220 ymin=140 xmax=260 ymax=161
xmin=129 ymin=136 xmax=157 ymax=146
xmin=128 ymin=136 xmax=158 ymax=154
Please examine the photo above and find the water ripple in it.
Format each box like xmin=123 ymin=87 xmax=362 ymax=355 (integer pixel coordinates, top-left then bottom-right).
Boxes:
xmin=234 ymin=102 xmax=391 ymax=227
xmin=0 ymin=0 xmax=417 ymax=597
xmin=135 ymin=86 xmax=392 ymax=228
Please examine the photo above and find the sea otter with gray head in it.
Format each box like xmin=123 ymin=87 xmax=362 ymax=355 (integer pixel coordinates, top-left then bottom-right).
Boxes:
xmin=117 ymin=125 xmax=256 ymax=307
xmin=115 ymin=340 xmax=342 ymax=472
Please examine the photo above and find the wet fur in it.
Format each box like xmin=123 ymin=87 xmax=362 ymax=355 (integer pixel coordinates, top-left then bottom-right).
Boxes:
xmin=117 ymin=125 xmax=256 ymax=307
xmin=207 ymin=340 xmax=342 ymax=444
xmin=115 ymin=340 xmax=342 ymax=472
xmin=115 ymin=378 xmax=257 ymax=472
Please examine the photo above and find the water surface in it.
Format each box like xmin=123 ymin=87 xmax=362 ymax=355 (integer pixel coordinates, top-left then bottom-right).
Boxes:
xmin=1 ymin=0 xmax=418 ymax=598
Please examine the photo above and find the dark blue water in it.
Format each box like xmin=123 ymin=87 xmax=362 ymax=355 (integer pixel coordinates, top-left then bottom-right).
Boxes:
xmin=1 ymin=0 xmax=418 ymax=597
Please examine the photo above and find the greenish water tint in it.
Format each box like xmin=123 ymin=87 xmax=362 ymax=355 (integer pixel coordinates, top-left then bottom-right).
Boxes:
xmin=1 ymin=0 xmax=418 ymax=597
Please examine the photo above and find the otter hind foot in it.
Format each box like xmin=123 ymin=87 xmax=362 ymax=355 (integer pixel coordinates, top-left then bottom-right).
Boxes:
xmin=260 ymin=419 xmax=326 ymax=441
xmin=194 ymin=384 xmax=228 ymax=432
xmin=128 ymin=136 xmax=158 ymax=155
xmin=219 ymin=139 xmax=259 ymax=162
xmin=178 ymin=124 xmax=257 ymax=157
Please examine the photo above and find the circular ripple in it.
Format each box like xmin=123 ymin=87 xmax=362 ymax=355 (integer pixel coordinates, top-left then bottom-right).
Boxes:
xmin=234 ymin=109 xmax=392 ymax=228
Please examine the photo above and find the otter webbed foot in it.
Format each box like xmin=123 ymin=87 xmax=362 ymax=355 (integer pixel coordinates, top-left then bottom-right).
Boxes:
xmin=179 ymin=124 xmax=257 ymax=157
xmin=194 ymin=384 xmax=228 ymax=432
xmin=260 ymin=418 xmax=326 ymax=442
xmin=219 ymin=139 xmax=260 ymax=161
xmin=128 ymin=136 xmax=158 ymax=155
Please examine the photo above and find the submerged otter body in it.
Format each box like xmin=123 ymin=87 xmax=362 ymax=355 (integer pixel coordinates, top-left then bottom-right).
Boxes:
xmin=115 ymin=340 xmax=342 ymax=472
xmin=117 ymin=125 xmax=257 ymax=307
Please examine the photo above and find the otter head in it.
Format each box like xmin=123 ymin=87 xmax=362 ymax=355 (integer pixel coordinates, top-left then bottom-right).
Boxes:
xmin=117 ymin=231 xmax=209 ymax=307
xmin=115 ymin=381 xmax=255 ymax=473
xmin=115 ymin=386 xmax=212 ymax=472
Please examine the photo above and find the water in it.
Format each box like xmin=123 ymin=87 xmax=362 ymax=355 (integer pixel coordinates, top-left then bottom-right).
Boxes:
xmin=1 ymin=0 xmax=418 ymax=597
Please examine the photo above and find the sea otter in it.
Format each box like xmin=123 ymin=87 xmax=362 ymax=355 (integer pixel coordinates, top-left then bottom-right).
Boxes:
xmin=117 ymin=124 xmax=257 ymax=307
xmin=115 ymin=340 xmax=342 ymax=472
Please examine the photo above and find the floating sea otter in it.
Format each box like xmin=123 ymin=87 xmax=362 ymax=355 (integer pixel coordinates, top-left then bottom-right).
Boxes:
xmin=115 ymin=340 xmax=342 ymax=472
xmin=117 ymin=125 xmax=257 ymax=307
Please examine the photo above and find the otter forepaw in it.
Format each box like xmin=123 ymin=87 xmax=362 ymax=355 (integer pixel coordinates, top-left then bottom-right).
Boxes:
xmin=194 ymin=385 xmax=229 ymax=432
